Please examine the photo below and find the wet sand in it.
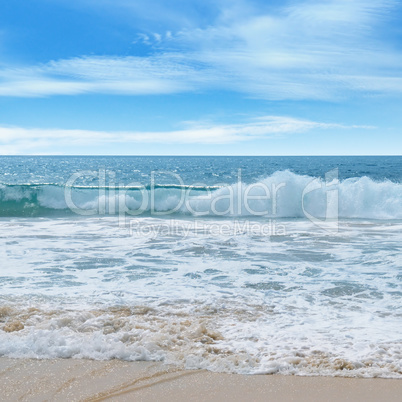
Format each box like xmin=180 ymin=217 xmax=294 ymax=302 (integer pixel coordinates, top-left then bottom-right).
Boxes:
xmin=1 ymin=357 xmax=402 ymax=401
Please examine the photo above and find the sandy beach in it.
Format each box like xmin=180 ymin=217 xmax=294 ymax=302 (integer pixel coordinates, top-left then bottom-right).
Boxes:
xmin=0 ymin=358 xmax=401 ymax=402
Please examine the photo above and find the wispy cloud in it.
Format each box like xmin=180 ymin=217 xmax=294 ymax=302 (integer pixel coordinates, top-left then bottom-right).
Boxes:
xmin=0 ymin=0 xmax=401 ymax=99
xmin=0 ymin=55 xmax=203 ymax=96
xmin=0 ymin=116 xmax=372 ymax=154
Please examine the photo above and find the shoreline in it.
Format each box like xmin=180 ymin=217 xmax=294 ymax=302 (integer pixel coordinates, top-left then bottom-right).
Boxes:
xmin=1 ymin=358 xmax=402 ymax=401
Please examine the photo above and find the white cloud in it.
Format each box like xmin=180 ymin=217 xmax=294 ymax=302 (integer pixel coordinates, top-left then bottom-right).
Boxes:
xmin=0 ymin=0 xmax=401 ymax=99
xmin=0 ymin=116 xmax=372 ymax=154
xmin=0 ymin=55 xmax=204 ymax=96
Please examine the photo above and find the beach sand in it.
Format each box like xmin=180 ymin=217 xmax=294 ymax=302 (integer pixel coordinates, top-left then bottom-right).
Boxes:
xmin=1 ymin=358 xmax=402 ymax=401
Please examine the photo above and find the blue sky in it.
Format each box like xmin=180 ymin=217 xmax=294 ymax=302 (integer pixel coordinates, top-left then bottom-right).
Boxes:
xmin=0 ymin=0 xmax=401 ymax=155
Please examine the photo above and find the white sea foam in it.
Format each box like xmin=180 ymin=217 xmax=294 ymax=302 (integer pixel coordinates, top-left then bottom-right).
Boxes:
xmin=0 ymin=217 xmax=402 ymax=377
xmin=0 ymin=298 xmax=401 ymax=377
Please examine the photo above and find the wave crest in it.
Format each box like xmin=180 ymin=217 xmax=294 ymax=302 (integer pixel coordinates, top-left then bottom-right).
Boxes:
xmin=0 ymin=171 xmax=401 ymax=219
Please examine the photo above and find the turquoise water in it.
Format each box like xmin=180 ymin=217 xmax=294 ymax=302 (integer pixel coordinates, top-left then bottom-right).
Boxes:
xmin=0 ymin=156 xmax=401 ymax=218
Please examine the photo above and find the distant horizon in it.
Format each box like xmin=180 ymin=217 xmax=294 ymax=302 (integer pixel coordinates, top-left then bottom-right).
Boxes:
xmin=1 ymin=154 xmax=401 ymax=157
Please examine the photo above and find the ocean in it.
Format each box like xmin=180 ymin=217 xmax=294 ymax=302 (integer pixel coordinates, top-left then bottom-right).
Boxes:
xmin=0 ymin=156 xmax=401 ymax=377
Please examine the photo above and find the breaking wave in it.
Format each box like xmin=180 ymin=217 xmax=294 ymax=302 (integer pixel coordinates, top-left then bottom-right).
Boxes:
xmin=0 ymin=171 xmax=401 ymax=219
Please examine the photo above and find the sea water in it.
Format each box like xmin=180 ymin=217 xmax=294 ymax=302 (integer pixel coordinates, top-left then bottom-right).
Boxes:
xmin=0 ymin=156 xmax=401 ymax=377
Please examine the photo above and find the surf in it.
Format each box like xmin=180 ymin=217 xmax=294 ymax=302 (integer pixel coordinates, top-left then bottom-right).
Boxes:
xmin=0 ymin=171 xmax=401 ymax=219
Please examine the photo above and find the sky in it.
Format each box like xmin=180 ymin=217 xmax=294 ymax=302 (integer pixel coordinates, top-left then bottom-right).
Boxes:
xmin=0 ymin=0 xmax=402 ymax=155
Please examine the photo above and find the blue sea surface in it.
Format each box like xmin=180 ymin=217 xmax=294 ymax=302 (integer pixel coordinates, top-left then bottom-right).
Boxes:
xmin=0 ymin=156 xmax=401 ymax=185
